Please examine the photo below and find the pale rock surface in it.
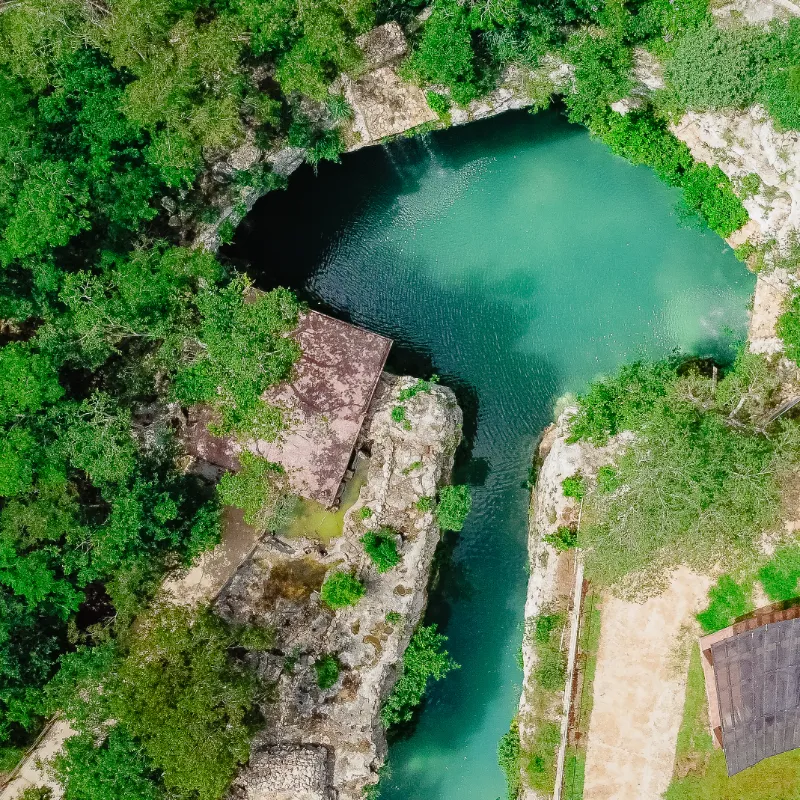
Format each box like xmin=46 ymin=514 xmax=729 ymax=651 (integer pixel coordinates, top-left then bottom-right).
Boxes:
xmin=671 ymin=106 xmax=800 ymax=249
xmin=712 ymin=0 xmax=800 ymax=26
xmin=218 ymin=375 xmax=462 ymax=800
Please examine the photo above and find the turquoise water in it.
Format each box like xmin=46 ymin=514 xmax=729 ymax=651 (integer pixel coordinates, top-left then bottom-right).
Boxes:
xmin=232 ymin=109 xmax=755 ymax=800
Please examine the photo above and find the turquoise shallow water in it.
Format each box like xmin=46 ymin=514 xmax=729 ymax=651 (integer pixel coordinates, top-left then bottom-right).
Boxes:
xmin=231 ymin=109 xmax=755 ymax=800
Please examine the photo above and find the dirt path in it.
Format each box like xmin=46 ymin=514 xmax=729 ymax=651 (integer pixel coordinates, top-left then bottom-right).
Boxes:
xmin=583 ymin=568 xmax=711 ymax=800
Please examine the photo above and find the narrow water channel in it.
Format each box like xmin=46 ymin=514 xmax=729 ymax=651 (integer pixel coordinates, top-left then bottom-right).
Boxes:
xmin=229 ymin=109 xmax=754 ymax=800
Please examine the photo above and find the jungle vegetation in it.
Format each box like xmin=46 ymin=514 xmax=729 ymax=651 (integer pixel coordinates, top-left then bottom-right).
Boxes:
xmin=0 ymin=0 xmax=791 ymax=795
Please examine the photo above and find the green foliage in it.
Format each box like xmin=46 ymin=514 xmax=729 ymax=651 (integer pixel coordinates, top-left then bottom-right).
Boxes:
xmin=435 ymin=485 xmax=472 ymax=532
xmin=575 ymin=356 xmax=796 ymax=591
xmin=589 ymin=110 xmax=747 ymax=237
xmin=19 ymin=790 xmax=52 ymax=800
xmin=320 ymin=570 xmax=365 ymax=609
xmin=596 ymin=465 xmax=619 ymax=494
xmin=543 ymin=526 xmax=578 ymax=552
xmin=53 ymin=728 xmax=162 ymax=800
xmin=414 ymin=496 xmax=433 ymax=512
xmin=525 ymin=721 xmax=560 ymax=793
xmin=391 ymin=405 xmax=411 ymax=429
xmin=397 ymin=375 xmax=439 ymax=402
xmin=498 ymin=717 xmax=522 ymax=800
xmin=563 ymin=28 xmax=633 ymax=126
xmin=531 ymin=612 xmax=566 ymax=691
xmin=405 ymin=0 xmax=479 ymax=106
xmin=385 ymin=611 xmax=402 ymax=624
xmin=358 ymin=506 xmax=373 ymax=519
xmin=696 ymin=575 xmax=752 ymax=634
xmin=314 ymin=654 xmax=340 ymax=689
xmin=758 ymin=546 xmax=800 ymax=602
xmin=561 ymin=474 xmax=585 ymax=501
xmin=381 ymin=624 xmax=458 ymax=726
xmin=778 ymin=286 xmax=800 ymax=364
xmin=107 ymin=605 xmax=259 ymax=800
xmin=426 ymin=92 xmax=451 ymax=116
xmin=217 ymin=452 xmax=288 ymax=530
xmin=172 ymin=279 xmax=300 ymax=437
xmin=665 ymin=24 xmax=772 ymax=112
xmin=568 ymin=358 xmax=677 ymax=445
xmin=361 ymin=529 xmax=401 ymax=573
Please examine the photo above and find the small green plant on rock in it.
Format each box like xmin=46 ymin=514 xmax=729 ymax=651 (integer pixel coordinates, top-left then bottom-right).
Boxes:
xmin=385 ymin=611 xmax=402 ymax=624
xmin=358 ymin=506 xmax=373 ymax=520
xmin=314 ymin=654 xmax=340 ymax=689
xmin=415 ymin=496 xmax=433 ymax=512
xmin=436 ymin=485 xmax=472 ymax=531
xmin=543 ymin=526 xmax=578 ymax=552
xmin=391 ymin=405 xmax=411 ymax=430
xmin=320 ymin=571 xmax=365 ymax=609
xmin=498 ymin=718 xmax=521 ymax=800
xmin=361 ymin=529 xmax=401 ymax=573
xmin=402 ymin=460 xmax=423 ymax=475
xmin=426 ymin=91 xmax=451 ymax=116
xmin=398 ymin=375 xmax=439 ymax=402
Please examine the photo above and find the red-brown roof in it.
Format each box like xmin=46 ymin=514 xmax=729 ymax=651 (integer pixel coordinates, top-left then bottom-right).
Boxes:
xmin=185 ymin=311 xmax=391 ymax=508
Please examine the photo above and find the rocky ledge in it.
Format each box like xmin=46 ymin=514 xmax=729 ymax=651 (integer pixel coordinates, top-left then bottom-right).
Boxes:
xmin=517 ymin=411 xmax=624 ymax=799
xmin=217 ymin=374 xmax=462 ymax=800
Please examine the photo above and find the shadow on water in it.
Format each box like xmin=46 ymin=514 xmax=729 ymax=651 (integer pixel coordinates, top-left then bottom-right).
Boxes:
xmin=227 ymin=107 xmax=754 ymax=800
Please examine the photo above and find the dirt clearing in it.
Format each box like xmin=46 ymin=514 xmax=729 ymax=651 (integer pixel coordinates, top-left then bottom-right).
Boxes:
xmin=583 ymin=568 xmax=711 ymax=800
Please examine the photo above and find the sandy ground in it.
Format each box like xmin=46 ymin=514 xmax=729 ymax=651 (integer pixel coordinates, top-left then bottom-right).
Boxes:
xmin=583 ymin=568 xmax=712 ymax=800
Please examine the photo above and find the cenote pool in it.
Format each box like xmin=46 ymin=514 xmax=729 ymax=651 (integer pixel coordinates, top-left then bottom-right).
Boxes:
xmin=230 ymin=108 xmax=755 ymax=800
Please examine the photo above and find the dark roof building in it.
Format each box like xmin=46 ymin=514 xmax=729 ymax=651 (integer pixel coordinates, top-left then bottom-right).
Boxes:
xmin=699 ymin=602 xmax=800 ymax=775
xmin=185 ymin=310 xmax=391 ymax=508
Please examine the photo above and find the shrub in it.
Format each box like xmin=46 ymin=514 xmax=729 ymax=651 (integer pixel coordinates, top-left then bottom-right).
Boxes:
xmin=532 ymin=613 xmax=567 ymax=691
xmin=314 ymin=654 xmax=340 ymax=689
xmin=498 ymin=718 xmax=522 ymax=800
xmin=320 ymin=571 xmax=365 ymax=609
xmin=577 ymin=357 xmax=790 ymax=591
xmin=696 ymin=575 xmax=752 ymax=634
xmin=777 ymin=287 xmax=800 ymax=364
xmin=665 ymin=23 xmax=773 ymax=111
xmin=361 ymin=529 xmax=402 ymax=573
xmin=544 ymin=526 xmax=578 ymax=552
xmin=436 ymin=485 xmax=472 ymax=531
xmin=569 ymin=359 xmax=677 ymax=445
xmin=358 ymin=506 xmax=373 ymax=520
xmin=426 ymin=91 xmax=451 ymax=116
xmin=236 ymin=624 xmax=276 ymax=651
xmin=20 ymin=789 xmax=52 ymax=800
xmin=561 ymin=474 xmax=585 ymax=501
xmin=326 ymin=94 xmax=352 ymax=122
xmin=381 ymin=625 xmax=458 ymax=726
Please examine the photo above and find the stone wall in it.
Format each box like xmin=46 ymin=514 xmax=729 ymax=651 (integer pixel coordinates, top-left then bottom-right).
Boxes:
xmin=216 ymin=375 xmax=462 ymax=800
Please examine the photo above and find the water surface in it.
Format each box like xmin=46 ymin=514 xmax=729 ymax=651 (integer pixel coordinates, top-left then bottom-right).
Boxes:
xmin=231 ymin=109 xmax=754 ymax=800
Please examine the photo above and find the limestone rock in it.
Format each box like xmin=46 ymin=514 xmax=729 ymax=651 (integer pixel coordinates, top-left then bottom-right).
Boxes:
xmin=713 ymin=0 xmax=800 ymax=26
xmin=355 ymin=22 xmax=408 ymax=70
xmin=670 ymin=105 xmax=800 ymax=248
xmin=219 ymin=375 xmax=462 ymax=800
xmin=230 ymin=143 xmax=262 ymax=172
xmin=230 ymin=745 xmax=332 ymax=800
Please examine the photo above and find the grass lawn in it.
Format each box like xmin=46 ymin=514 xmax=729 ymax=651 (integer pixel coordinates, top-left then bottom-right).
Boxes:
xmin=665 ymin=646 xmax=800 ymax=800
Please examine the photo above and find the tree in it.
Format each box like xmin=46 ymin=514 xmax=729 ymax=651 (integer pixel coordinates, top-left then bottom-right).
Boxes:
xmin=217 ymin=452 xmax=289 ymax=530
xmin=381 ymin=625 xmax=458 ymax=726
xmin=107 ymin=606 xmax=259 ymax=800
